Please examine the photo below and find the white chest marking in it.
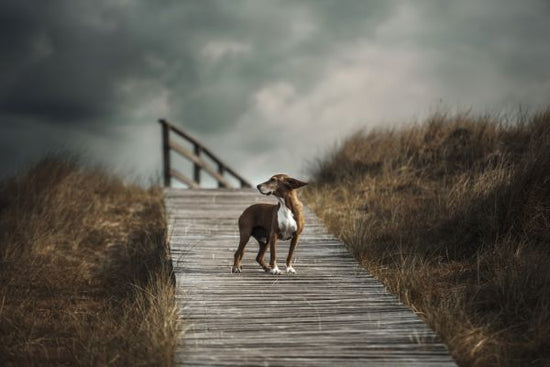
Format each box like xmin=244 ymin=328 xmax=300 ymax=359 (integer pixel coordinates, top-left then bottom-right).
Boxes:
xmin=277 ymin=197 xmax=297 ymax=241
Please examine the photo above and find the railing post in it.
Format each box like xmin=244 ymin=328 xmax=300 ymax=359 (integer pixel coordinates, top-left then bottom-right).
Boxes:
xmin=217 ymin=163 xmax=225 ymax=188
xmin=193 ymin=144 xmax=201 ymax=185
xmin=160 ymin=120 xmax=171 ymax=187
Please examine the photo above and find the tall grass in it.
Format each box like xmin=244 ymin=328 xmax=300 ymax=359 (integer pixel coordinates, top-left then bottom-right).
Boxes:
xmin=0 ymin=156 xmax=178 ymax=366
xmin=304 ymin=110 xmax=550 ymax=366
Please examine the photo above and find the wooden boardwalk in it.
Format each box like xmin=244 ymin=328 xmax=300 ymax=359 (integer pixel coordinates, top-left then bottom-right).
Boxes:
xmin=165 ymin=188 xmax=455 ymax=366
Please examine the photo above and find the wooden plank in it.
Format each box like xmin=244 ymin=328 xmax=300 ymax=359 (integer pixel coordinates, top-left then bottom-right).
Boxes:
xmin=166 ymin=188 xmax=456 ymax=366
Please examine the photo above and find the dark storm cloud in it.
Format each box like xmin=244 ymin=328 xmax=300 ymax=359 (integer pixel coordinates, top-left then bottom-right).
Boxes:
xmin=0 ymin=0 xmax=431 ymax=132
xmin=1 ymin=0 xmax=550 ymax=183
xmin=0 ymin=0 xmax=396 ymax=131
xmin=2 ymin=2 xmax=136 ymax=123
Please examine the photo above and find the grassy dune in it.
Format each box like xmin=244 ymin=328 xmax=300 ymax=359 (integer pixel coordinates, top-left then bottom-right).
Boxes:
xmin=0 ymin=157 xmax=178 ymax=366
xmin=304 ymin=110 xmax=550 ymax=366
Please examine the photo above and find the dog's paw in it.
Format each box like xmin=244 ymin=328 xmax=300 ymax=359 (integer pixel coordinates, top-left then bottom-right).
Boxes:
xmin=231 ymin=266 xmax=242 ymax=273
xmin=286 ymin=266 xmax=296 ymax=274
xmin=270 ymin=266 xmax=281 ymax=275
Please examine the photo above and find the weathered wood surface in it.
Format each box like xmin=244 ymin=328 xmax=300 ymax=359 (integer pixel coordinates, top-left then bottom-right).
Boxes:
xmin=166 ymin=188 xmax=455 ymax=366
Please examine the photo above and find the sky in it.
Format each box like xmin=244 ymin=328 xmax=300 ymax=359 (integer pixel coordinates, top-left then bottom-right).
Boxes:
xmin=1 ymin=0 xmax=549 ymax=186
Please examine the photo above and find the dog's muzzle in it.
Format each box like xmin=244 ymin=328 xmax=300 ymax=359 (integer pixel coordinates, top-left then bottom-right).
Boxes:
xmin=256 ymin=184 xmax=272 ymax=195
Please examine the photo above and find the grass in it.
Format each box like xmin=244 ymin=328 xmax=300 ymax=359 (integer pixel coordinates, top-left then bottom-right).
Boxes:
xmin=303 ymin=109 xmax=550 ymax=366
xmin=0 ymin=156 xmax=178 ymax=366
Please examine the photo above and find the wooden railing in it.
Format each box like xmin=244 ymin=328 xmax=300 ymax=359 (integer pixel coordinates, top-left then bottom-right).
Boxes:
xmin=158 ymin=119 xmax=252 ymax=188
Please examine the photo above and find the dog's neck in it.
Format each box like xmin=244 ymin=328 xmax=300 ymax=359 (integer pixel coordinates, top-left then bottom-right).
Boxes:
xmin=277 ymin=191 xmax=302 ymax=222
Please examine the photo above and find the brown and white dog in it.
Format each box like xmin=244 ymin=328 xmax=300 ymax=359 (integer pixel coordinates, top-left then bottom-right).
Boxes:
xmin=232 ymin=174 xmax=307 ymax=275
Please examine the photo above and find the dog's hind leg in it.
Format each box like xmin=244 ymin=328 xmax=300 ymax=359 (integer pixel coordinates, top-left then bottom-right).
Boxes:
xmin=232 ymin=229 xmax=250 ymax=273
xmin=255 ymin=240 xmax=269 ymax=271
xmin=251 ymin=227 xmax=270 ymax=271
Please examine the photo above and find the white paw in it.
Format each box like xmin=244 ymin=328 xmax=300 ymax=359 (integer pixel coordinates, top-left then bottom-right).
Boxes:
xmin=231 ymin=266 xmax=241 ymax=273
xmin=286 ymin=266 xmax=296 ymax=274
xmin=270 ymin=266 xmax=281 ymax=275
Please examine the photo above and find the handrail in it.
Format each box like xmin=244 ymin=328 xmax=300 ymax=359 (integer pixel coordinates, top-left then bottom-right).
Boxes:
xmin=158 ymin=119 xmax=252 ymax=188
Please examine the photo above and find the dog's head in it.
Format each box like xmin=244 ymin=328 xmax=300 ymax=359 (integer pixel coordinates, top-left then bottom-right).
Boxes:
xmin=256 ymin=174 xmax=308 ymax=197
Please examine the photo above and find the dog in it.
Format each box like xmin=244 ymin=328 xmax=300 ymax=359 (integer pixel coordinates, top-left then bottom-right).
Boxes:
xmin=232 ymin=174 xmax=307 ymax=274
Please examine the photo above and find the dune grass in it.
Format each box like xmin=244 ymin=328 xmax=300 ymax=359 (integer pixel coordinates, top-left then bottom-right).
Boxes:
xmin=0 ymin=157 xmax=178 ymax=366
xmin=304 ymin=109 xmax=550 ymax=366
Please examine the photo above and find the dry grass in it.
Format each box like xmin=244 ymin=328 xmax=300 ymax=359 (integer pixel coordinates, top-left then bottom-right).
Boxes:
xmin=304 ymin=109 xmax=550 ymax=366
xmin=0 ymin=156 xmax=178 ymax=366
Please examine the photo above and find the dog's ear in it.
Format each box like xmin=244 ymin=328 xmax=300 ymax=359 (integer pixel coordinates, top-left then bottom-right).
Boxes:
xmin=285 ymin=177 xmax=308 ymax=189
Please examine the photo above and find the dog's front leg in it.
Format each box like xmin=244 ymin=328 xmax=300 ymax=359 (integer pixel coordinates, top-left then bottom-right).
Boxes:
xmin=286 ymin=234 xmax=299 ymax=274
xmin=268 ymin=233 xmax=281 ymax=275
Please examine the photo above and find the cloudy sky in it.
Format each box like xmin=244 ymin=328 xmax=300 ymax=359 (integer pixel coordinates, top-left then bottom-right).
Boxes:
xmin=1 ymin=0 xmax=549 ymax=186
